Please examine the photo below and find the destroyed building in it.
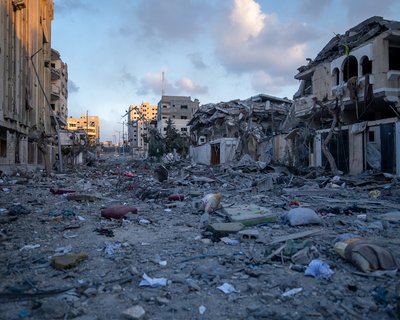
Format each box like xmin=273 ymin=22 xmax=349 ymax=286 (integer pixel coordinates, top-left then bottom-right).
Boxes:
xmin=188 ymin=94 xmax=292 ymax=165
xmin=0 ymin=0 xmax=58 ymax=174
xmin=292 ymin=16 xmax=400 ymax=175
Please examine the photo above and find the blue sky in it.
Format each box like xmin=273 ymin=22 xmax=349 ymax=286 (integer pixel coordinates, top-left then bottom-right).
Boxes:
xmin=52 ymin=0 xmax=400 ymax=142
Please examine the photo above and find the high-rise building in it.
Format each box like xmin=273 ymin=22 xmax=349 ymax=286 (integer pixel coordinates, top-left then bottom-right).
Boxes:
xmin=67 ymin=115 xmax=100 ymax=144
xmin=127 ymin=102 xmax=157 ymax=151
xmin=157 ymin=96 xmax=199 ymax=136
xmin=0 ymin=0 xmax=56 ymax=173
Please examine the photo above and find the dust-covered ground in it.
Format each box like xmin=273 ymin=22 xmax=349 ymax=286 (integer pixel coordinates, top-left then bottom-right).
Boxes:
xmin=1 ymin=153 xmax=400 ymax=320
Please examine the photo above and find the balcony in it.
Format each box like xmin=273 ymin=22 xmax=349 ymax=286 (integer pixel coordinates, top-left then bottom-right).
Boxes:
xmin=51 ymin=68 xmax=60 ymax=80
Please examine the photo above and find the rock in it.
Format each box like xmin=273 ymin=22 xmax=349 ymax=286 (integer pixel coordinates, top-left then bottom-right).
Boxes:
xmin=122 ymin=305 xmax=146 ymax=320
xmin=39 ymin=297 xmax=69 ymax=319
xmin=51 ymin=252 xmax=88 ymax=270
xmin=286 ymin=208 xmax=322 ymax=226
xmin=156 ymin=296 xmax=170 ymax=305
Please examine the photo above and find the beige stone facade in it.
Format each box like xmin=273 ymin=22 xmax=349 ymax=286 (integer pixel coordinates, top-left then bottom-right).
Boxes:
xmin=50 ymin=48 xmax=68 ymax=127
xmin=67 ymin=114 xmax=100 ymax=144
xmin=0 ymin=0 xmax=55 ymax=172
xmin=128 ymin=102 xmax=157 ymax=151
xmin=292 ymin=17 xmax=400 ymax=175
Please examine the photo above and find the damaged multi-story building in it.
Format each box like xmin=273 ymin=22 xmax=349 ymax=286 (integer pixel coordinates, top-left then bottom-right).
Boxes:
xmin=292 ymin=16 xmax=400 ymax=175
xmin=50 ymin=48 xmax=68 ymax=128
xmin=188 ymin=94 xmax=292 ymax=165
xmin=0 ymin=0 xmax=59 ymax=174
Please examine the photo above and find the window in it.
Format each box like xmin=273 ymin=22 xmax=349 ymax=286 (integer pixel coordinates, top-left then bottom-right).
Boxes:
xmin=361 ymin=56 xmax=372 ymax=75
xmin=181 ymin=116 xmax=187 ymax=119
xmin=163 ymin=128 xmax=167 ymax=131
xmin=332 ymin=68 xmax=339 ymax=86
xmin=181 ymin=127 xmax=187 ymax=132
xmin=181 ymin=105 xmax=188 ymax=109
xmin=342 ymin=55 xmax=358 ymax=82
xmin=369 ymin=131 xmax=375 ymax=142
xmin=163 ymin=105 xmax=168 ymax=108
xmin=389 ymin=43 xmax=400 ymax=70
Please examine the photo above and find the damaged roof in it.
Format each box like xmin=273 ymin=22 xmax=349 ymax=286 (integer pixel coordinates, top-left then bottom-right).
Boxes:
xmin=188 ymin=94 xmax=292 ymax=133
xmin=295 ymin=16 xmax=400 ymax=78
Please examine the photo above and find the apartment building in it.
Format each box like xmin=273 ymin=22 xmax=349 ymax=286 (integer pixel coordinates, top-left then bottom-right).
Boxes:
xmin=127 ymin=102 xmax=157 ymax=151
xmin=157 ymin=95 xmax=199 ymax=136
xmin=292 ymin=16 xmax=400 ymax=175
xmin=67 ymin=114 xmax=100 ymax=144
xmin=50 ymin=49 xmax=68 ymax=127
xmin=0 ymin=0 xmax=55 ymax=173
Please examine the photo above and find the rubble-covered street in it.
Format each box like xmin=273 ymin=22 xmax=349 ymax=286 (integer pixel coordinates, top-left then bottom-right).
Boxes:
xmin=1 ymin=154 xmax=400 ymax=320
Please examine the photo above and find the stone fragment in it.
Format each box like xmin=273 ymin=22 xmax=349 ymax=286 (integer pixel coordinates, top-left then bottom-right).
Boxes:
xmin=122 ymin=305 xmax=146 ymax=320
xmin=51 ymin=252 xmax=88 ymax=270
xmin=209 ymin=222 xmax=245 ymax=237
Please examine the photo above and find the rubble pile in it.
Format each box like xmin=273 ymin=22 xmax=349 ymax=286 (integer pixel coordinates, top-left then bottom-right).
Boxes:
xmin=0 ymin=154 xmax=400 ymax=319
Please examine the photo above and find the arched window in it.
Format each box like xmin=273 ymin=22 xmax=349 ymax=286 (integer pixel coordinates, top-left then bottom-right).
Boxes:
xmin=332 ymin=68 xmax=339 ymax=85
xmin=361 ymin=56 xmax=372 ymax=75
xmin=342 ymin=55 xmax=358 ymax=82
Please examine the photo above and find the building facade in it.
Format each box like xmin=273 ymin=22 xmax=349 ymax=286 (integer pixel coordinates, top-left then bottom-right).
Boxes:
xmin=67 ymin=114 xmax=100 ymax=144
xmin=157 ymin=95 xmax=199 ymax=136
xmin=50 ymin=48 xmax=68 ymax=127
xmin=0 ymin=0 xmax=56 ymax=173
xmin=127 ymin=102 xmax=157 ymax=152
xmin=292 ymin=16 xmax=400 ymax=175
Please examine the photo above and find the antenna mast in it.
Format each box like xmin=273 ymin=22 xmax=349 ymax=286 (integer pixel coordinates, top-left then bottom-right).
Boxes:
xmin=161 ymin=71 xmax=165 ymax=96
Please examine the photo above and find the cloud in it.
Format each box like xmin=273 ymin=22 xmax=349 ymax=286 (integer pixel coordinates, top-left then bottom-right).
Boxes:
xmin=134 ymin=0 xmax=214 ymax=42
xmin=251 ymin=71 xmax=287 ymax=94
xmin=136 ymin=71 xmax=208 ymax=96
xmin=298 ymin=0 xmax=333 ymax=18
xmin=175 ymin=77 xmax=208 ymax=95
xmin=119 ymin=68 xmax=137 ymax=87
xmin=68 ymin=80 xmax=80 ymax=94
xmin=339 ymin=0 xmax=399 ymax=24
xmin=136 ymin=72 xmax=164 ymax=96
xmin=215 ymin=0 xmax=319 ymax=76
xmin=187 ymin=52 xmax=207 ymax=70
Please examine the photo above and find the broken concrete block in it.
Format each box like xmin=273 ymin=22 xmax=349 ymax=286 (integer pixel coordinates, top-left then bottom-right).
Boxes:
xmin=224 ymin=204 xmax=276 ymax=226
xmin=209 ymin=222 xmax=245 ymax=237
xmin=238 ymin=229 xmax=259 ymax=240
xmin=51 ymin=252 xmax=88 ymax=270
xmin=122 ymin=305 xmax=146 ymax=319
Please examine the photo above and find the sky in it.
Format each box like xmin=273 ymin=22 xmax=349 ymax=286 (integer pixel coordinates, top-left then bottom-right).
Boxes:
xmin=51 ymin=0 xmax=400 ymax=142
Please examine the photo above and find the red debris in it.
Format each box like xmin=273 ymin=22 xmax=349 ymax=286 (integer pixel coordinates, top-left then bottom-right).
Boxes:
xmin=101 ymin=205 xmax=138 ymax=219
xmin=168 ymin=194 xmax=185 ymax=201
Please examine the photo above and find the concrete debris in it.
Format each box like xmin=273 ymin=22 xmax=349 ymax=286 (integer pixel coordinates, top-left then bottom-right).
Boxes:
xmin=0 ymin=154 xmax=400 ymax=319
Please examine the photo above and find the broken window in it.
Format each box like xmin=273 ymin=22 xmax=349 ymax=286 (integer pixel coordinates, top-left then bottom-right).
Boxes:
xmin=304 ymin=78 xmax=312 ymax=95
xmin=332 ymin=68 xmax=339 ymax=86
xmin=389 ymin=43 xmax=400 ymax=70
xmin=181 ymin=105 xmax=188 ymax=109
xmin=342 ymin=55 xmax=358 ymax=82
xmin=361 ymin=56 xmax=372 ymax=75
xmin=0 ymin=130 xmax=6 ymax=158
xmin=181 ymin=116 xmax=187 ymax=119
xmin=181 ymin=128 xmax=187 ymax=132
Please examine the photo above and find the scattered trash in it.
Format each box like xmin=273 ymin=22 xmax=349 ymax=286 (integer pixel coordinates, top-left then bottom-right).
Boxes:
xmin=202 ymin=193 xmax=222 ymax=213
xmin=50 ymin=188 xmax=76 ymax=195
xmin=103 ymin=241 xmax=122 ymax=255
xmin=138 ymin=218 xmax=151 ymax=225
xmin=286 ymin=208 xmax=322 ymax=226
xmin=369 ymin=190 xmax=381 ymax=199
xmin=123 ymin=171 xmax=136 ymax=177
xmin=168 ymin=194 xmax=185 ymax=201
xmin=220 ymin=237 xmax=240 ymax=245
xmin=101 ymin=205 xmax=138 ymax=219
xmin=304 ymin=259 xmax=334 ymax=280
xmin=282 ymin=287 xmax=303 ymax=297
xmin=2 ymin=187 xmax=10 ymax=193
xmin=199 ymin=305 xmax=206 ymax=315
xmin=217 ymin=283 xmax=238 ymax=294
xmin=8 ymin=204 xmax=30 ymax=216
xmin=334 ymin=238 xmax=398 ymax=273
xmin=94 ymin=228 xmax=114 ymax=237
xmin=20 ymin=244 xmax=40 ymax=251
xmin=139 ymin=273 xmax=168 ymax=287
